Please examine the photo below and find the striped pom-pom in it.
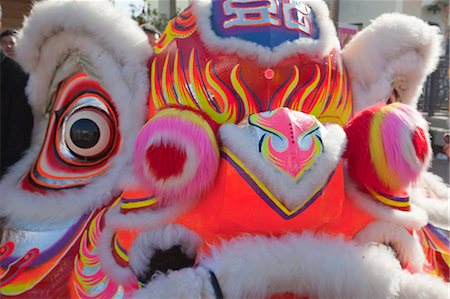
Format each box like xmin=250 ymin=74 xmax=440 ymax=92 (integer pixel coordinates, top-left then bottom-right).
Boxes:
xmin=345 ymin=103 xmax=431 ymax=195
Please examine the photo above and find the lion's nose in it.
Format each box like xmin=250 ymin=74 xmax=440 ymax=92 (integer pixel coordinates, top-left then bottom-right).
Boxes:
xmin=248 ymin=107 xmax=324 ymax=181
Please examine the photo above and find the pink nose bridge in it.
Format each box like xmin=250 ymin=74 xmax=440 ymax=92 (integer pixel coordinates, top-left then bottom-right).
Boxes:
xmin=249 ymin=108 xmax=324 ymax=180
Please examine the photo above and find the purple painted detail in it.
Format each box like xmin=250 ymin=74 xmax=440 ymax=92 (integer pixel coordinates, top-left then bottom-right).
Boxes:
xmin=386 ymin=196 xmax=409 ymax=203
xmin=114 ymin=234 xmax=128 ymax=255
xmin=377 ymin=191 xmax=410 ymax=203
xmin=222 ymin=150 xmax=333 ymax=220
xmin=211 ymin=0 xmax=320 ymax=48
xmin=2 ymin=214 xmax=89 ymax=267
xmin=426 ymin=224 xmax=450 ymax=246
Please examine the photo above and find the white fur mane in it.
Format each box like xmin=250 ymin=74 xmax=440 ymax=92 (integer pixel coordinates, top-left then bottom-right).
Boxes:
xmin=343 ymin=13 xmax=442 ymax=114
xmin=0 ymin=0 xmax=151 ymax=228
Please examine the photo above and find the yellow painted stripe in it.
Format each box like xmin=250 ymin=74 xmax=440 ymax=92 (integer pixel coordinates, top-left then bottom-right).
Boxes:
xmin=173 ymin=50 xmax=192 ymax=106
xmin=121 ymin=198 xmax=158 ymax=210
xmin=113 ymin=236 xmax=129 ymax=263
xmin=442 ymin=252 xmax=450 ymax=266
xmin=111 ymin=197 xmax=122 ymax=207
xmin=366 ymin=187 xmax=410 ymax=208
xmin=205 ymin=61 xmax=232 ymax=124
xmin=230 ymin=64 xmax=250 ymax=114
xmin=205 ymin=61 xmax=228 ymax=109
xmin=188 ymin=48 xmax=209 ymax=110
xmin=151 ymin=60 xmax=164 ymax=109
xmin=294 ymin=65 xmax=320 ymax=111
xmin=151 ymin=108 xmax=219 ymax=156
xmin=162 ymin=53 xmax=178 ymax=105
xmin=223 ymin=147 xmax=327 ymax=216
xmin=280 ymin=65 xmax=300 ymax=105
xmin=369 ymin=105 xmax=399 ymax=189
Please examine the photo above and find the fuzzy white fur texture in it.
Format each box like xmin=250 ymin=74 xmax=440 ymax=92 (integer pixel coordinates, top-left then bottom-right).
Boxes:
xmin=411 ymin=172 xmax=449 ymax=230
xmin=345 ymin=177 xmax=428 ymax=230
xmin=354 ymin=221 xmax=426 ymax=273
xmin=98 ymin=205 xmax=192 ymax=284
xmin=343 ymin=13 xmax=442 ymax=114
xmin=0 ymin=0 xmax=151 ymax=228
xmin=135 ymin=233 xmax=449 ymax=298
xmin=345 ymin=173 xmax=429 ymax=230
xmin=105 ymin=199 xmax=191 ymax=232
xmin=129 ymin=224 xmax=201 ymax=280
xmin=418 ymin=171 xmax=450 ymax=200
xmin=192 ymin=0 xmax=340 ymax=67
xmin=220 ymin=120 xmax=346 ymax=211
xmin=133 ymin=267 xmax=215 ymax=299
xmin=97 ymin=225 xmax=136 ymax=284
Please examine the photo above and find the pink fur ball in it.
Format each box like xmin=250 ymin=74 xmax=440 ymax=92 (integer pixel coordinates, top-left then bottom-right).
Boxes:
xmin=345 ymin=103 xmax=431 ymax=193
xmin=134 ymin=108 xmax=220 ymax=206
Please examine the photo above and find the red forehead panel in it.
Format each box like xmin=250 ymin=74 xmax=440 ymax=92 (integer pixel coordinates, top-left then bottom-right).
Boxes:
xmin=149 ymin=5 xmax=352 ymax=126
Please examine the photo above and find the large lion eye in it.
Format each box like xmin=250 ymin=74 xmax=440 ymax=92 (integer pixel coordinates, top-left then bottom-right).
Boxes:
xmin=57 ymin=93 xmax=118 ymax=164
xmin=70 ymin=118 xmax=100 ymax=148
xmin=21 ymin=72 xmax=121 ymax=192
xmin=64 ymin=108 xmax=113 ymax=159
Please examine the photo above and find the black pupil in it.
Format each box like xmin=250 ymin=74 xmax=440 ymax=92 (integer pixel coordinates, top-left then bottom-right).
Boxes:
xmin=70 ymin=118 xmax=100 ymax=148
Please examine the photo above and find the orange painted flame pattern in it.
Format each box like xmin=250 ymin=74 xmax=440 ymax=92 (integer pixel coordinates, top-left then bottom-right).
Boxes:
xmin=154 ymin=5 xmax=197 ymax=54
xmin=151 ymin=48 xmax=261 ymax=124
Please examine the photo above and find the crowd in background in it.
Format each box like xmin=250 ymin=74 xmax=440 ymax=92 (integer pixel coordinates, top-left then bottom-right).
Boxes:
xmin=0 ymin=4 xmax=33 ymax=178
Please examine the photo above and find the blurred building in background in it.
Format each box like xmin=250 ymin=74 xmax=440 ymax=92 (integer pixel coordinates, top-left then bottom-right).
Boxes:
xmin=337 ymin=0 xmax=447 ymax=32
xmin=3 ymin=1 xmax=448 ymax=40
xmin=331 ymin=0 xmax=449 ymax=116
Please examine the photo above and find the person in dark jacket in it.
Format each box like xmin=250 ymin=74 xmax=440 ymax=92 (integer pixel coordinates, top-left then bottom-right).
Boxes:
xmin=1 ymin=29 xmax=17 ymax=58
xmin=0 ymin=5 xmax=33 ymax=178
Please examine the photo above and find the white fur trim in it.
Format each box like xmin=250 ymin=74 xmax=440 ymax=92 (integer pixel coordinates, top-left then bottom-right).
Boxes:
xmin=16 ymin=0 xmax=151 ymax=76
xmin=199 ymin=233 xmax=448 ymax=298
xmin=411 ymin=172 xmax=449 ymax=230
xmin=220 ymin=121 xmax=346 ymax=210
xmin=132 ymin=267 xmax=215 ymax=299
xmin=397 ymin=273 xmax=450 ymax=299
xmin=343 ymin=13 xmax=443 ymax=114
xmin=97 ymin=225 xmax=135 ymax=284
xmin=105 ymin=203 xmax=188 ymax=232
xmin=354 ymin=221 xmax=426 ymax=273
xmin=0 ymin=0 xmax=151 ymax=228
xmin=129 ymin=225 xmax=201 ymax=280
xmin=417 ymin=171 xmax=449 ymax=200
xmin=410 ymin=192 xmax=449 ymax=230
xmin=345 ymin=172 xmax=428 ymax=230
xmin=192 ymin=0 xmax=340 ymax=67
xmin=98 ymin=206 xmax=190 ymax=285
